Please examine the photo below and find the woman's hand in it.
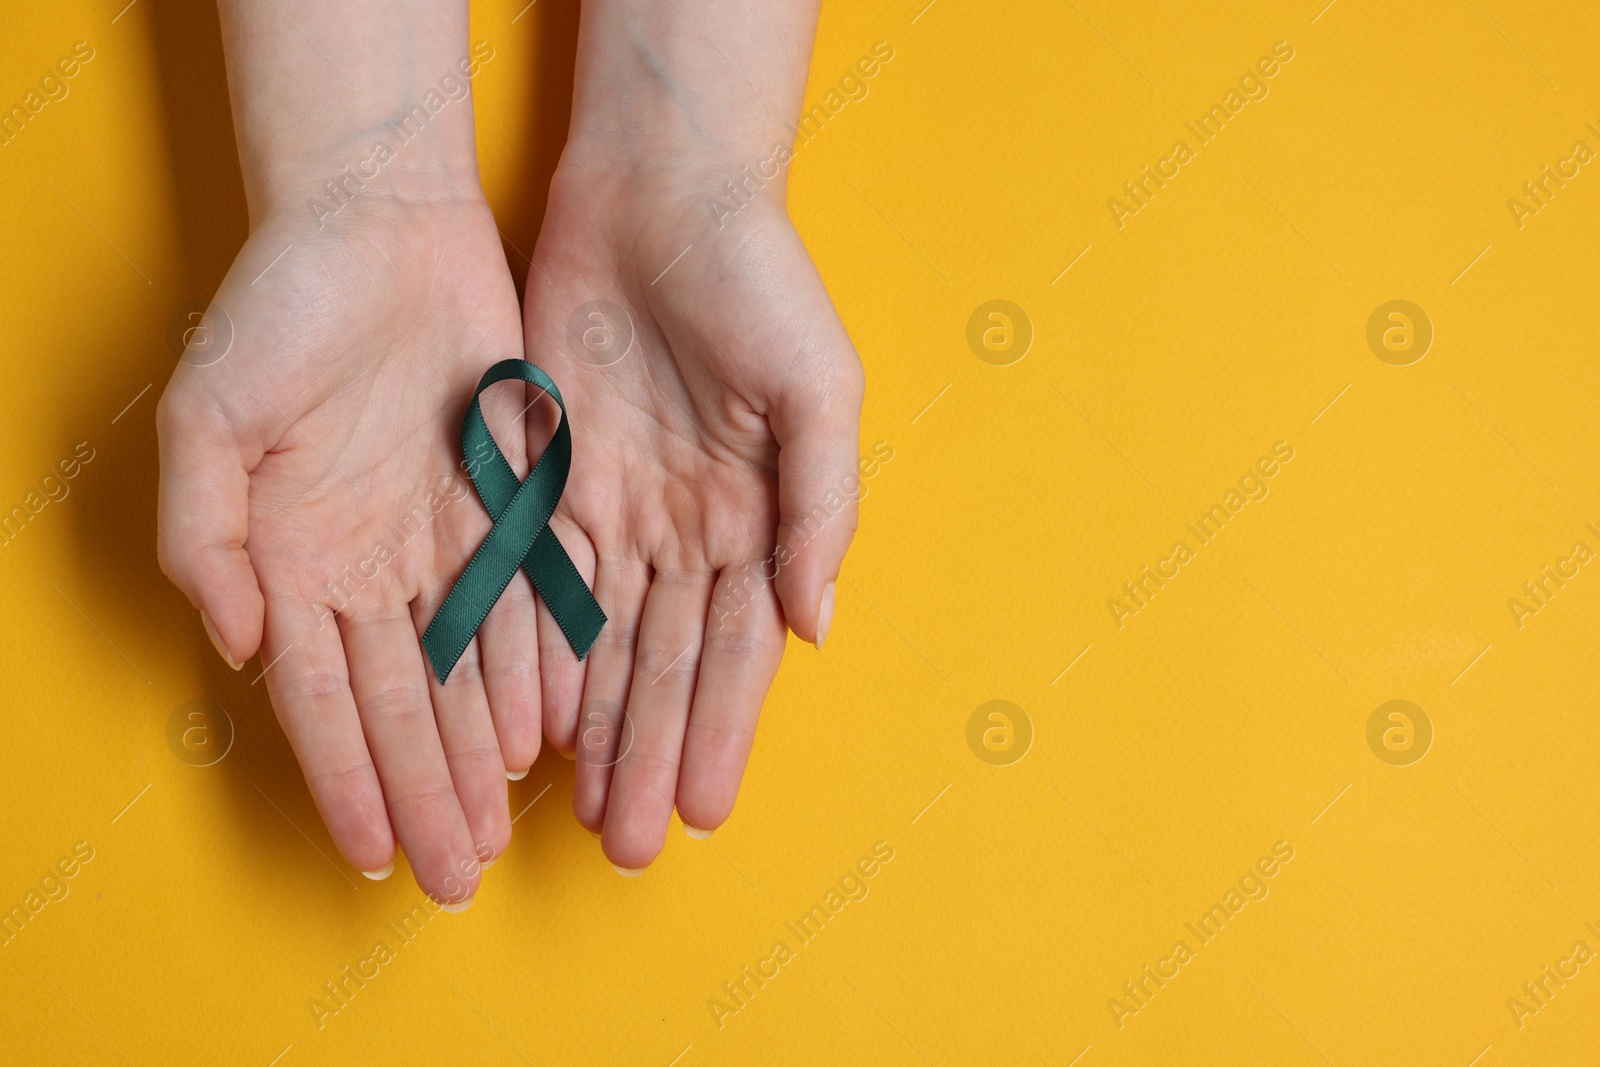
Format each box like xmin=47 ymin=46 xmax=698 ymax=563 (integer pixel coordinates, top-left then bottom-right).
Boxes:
xmin=159 ymin=192 xmax=540 ymax=907
xmin=157 ymin=0 xmax=529 ymax=907
xmin=523 ymin=0 xmax=865 ymax=870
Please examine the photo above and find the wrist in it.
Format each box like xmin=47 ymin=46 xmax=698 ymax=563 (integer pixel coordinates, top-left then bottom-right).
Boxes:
xmin=242 ymin=141 xmax=487 ymax=234
xmin=217 ymin=0 xmax=496 ymax=226
xmin=563 ymin=0 xmax=819 ymax=172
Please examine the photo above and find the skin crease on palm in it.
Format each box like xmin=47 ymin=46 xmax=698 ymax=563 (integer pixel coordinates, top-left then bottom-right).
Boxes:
xmin=156 ymin=0 xmax=862 ymax=903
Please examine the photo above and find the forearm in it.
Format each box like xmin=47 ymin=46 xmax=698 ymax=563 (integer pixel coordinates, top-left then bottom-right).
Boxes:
xmin=216 ymin=0 xmax=488 ymax=222
xmin=565 ymin=0 xmax=821 ymax=175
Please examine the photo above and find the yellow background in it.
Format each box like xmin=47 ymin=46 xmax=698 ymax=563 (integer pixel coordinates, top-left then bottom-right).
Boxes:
xmin=4 ymin=0 xmax=1599 ymax=1063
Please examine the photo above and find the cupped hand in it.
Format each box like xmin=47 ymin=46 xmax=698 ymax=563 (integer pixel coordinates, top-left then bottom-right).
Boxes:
xmin=157 ymin=193 xmax=542 ymax=906
xmin=522 ymin=160 xmax=865 ymax=871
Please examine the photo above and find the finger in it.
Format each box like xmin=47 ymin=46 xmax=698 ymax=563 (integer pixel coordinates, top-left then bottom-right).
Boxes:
xmin=762 ymin=272 xmax=865 ymax=648
xmin=415 ymin=610 xmax=511 ymax=869
xmin=602 ymin=569 xmax=715 ymax=870
xmin=536 ymin=514 xmax=596 ymax=757
xmin=572 ymin=556 xmax=650 ymax=834
xmin=677 ymin=567 xmax=786 ymax=835
xmin=156 ymin=384 xmax=265 ymax=668
xmin=477 ymin=570 xmax=543 ymax=775
xmin=341 ymin=610 xmax=482 ymax=907
xmin=261 ymin=592 xmax=394 ymax=874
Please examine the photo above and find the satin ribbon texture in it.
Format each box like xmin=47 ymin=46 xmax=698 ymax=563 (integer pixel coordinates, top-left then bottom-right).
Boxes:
xmin=420 ymin=359 xmax=606 ymax=683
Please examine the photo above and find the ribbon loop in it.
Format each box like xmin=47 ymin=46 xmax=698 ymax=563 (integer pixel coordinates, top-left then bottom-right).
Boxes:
xmin=420 ymin=359 xmax=606 ymax=683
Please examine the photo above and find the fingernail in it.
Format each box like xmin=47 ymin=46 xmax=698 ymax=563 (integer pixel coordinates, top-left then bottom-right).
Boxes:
xmin=441 ymin=897 xmax=473 ymax=913
xmin=588 ymin=830 xmax=601 ymax=839
xmin=200 ymin=610 xmax=242 ymax=670
xmin=481 ymin=856 xmax=497 ymax=869
xmin=360 ymin=861 xmax=394 ymax=880
xmin=613 ymin=865 xmax=645 ymax=877
xmin=684 ymin=824 xmax=714 ymax=840
xmin=560 ymin=749 xmax=576 ymax=761
xmin=506 ymin=767 xmax=529 ymax=781
xmin=815 ymin=582 xmax=836 ymax=650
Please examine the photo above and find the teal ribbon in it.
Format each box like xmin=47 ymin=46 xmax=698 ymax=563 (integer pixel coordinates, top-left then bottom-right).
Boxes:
xmin=421 ymin=359 xmax=605 ymax=683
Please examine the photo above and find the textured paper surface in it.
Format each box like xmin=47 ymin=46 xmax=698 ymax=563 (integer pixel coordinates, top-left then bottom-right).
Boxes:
xmin=3 ymin=1 xmax=1599 ymax=1063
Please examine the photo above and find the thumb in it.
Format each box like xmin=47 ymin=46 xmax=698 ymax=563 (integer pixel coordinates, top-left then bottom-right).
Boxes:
xmin=767 ymin=322 xmax=864 ymax=649
xmin=156 ymin=384 xmax=265 ymax=670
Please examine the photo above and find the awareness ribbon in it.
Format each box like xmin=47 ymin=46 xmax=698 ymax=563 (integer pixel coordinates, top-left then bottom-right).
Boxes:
xmin=420 ymin=359 xmax=605 ymax=683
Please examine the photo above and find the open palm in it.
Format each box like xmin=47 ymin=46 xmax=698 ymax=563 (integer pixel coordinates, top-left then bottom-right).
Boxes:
xmin=522 ymin=164 xmax=864 ymax=870
xmin=158 ymin=196 xmax=542 ymax=905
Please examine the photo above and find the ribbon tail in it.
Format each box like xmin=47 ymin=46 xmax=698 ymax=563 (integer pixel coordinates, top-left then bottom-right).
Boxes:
xmin=523 ymin=525 xmax=606 ymax=661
